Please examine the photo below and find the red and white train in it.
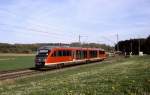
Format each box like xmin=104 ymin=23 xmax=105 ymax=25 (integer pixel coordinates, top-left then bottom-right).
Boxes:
xmin=35 ymin=46 xmax=107 ymax=68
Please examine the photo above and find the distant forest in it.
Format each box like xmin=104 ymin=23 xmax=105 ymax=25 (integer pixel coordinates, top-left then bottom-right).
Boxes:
xmin=115 ymin=35 xmax=150 ymax=55
xmin=0 ymin=42 xmax=113 ymax=53
xmin=2 ymin=35 xmax=149 ymax=54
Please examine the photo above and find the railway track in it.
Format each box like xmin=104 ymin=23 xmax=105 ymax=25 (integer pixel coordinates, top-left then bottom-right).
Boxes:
xmin=0 ymin=56 xmax=120 ymax=81
xmin=0 ymin=69 xmax=40 ymax=80
xmin=0 ymin=63 xmax=94 ymax=81
xmin=0 ymin=64 xmax=83 ymax=80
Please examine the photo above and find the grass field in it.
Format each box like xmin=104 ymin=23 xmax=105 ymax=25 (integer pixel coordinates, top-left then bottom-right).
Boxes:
xmin=0 ymin=55 xmax=150 ymax=95
xmin=0 ymin=54 xmax=35 ymax=71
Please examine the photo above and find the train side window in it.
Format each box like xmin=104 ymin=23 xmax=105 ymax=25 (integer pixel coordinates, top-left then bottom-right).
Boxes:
xmin=51 ymin=51 xmax=56 ymax=57
xmin=81 ymin=50 xmax=84 ymax=59
xmin=68 ymin=51 xmax=71 ymax=56
xmin=58 ymin=50 xmax=63 ymax=56
xmin=66 ymin=51 xmax=68 ymax=56
xmin=60 ymin=50 xmax=71 ymax=56
xmin=99 ymin=51 xmax=105 ymax=54
xmin=94 ymin=51 xmax=97 ymax=57
xmin=63 ymin=50 xmax=67 ymax=56
xmin=65 ymin=50 xmax=71 ymax=56
xmin=83 ymin=51 xmax=87 ymax=58
xmin=90 ymin=50 xmax=97 ymax=58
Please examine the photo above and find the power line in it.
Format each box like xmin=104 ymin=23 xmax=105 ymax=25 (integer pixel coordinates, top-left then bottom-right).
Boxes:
xmin=0 ymin=23 xmax=75 ymax=38
xmin=28 ymin=22 xmax=77 ymax=37
xmin=0 ymin=8 xmax=77 ymax=37
xmin=0 ymin=24 xmax=77 ymax=43
xmin=0 ymin=23 xmax=74 ymax=37
xmin=78 ymin=35 xmax=88 ymax=43
xmin=0 ymin=28 xmax=59 ymax=39
xmin=100 ymin=36 xmax=116 ymax=45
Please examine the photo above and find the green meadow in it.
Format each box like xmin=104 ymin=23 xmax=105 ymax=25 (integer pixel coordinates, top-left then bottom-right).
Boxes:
xmin=0 ymin=55 xmax=149 ymax=95
xmin=0 ymin=54 xmax=35 ymax=71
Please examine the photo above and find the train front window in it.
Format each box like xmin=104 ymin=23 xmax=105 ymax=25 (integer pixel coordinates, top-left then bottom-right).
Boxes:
xmin=36 ymin=49 xmax=50 ymax=57
xmin=37 ymin=53 xmax=48 ymax=57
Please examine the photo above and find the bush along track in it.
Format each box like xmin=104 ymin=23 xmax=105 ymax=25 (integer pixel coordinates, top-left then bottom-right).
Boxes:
xmin=0 ymin=56 xmax=150 ymax=95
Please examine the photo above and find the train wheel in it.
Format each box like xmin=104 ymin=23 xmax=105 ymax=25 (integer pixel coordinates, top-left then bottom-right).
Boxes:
xmin=61 ymin=63 xmax=64 ymax=67
xmin=56 ymin=63 xmax=64 ymax=69
xmin=86 ymin=60 xmax=90 ymax=64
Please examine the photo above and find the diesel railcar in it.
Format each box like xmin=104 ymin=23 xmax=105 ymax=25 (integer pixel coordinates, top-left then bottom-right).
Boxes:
xmin=35 ymin=46 xmax=107 ymax=68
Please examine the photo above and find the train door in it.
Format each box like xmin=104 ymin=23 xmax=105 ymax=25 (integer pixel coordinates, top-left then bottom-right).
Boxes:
xmin=76 ymin=50 xmax=85 ymax=60
xmin=76 ymin=50 xmax=80 ymax=59
xmin=72 ymin=50 xmax=76 ymax=61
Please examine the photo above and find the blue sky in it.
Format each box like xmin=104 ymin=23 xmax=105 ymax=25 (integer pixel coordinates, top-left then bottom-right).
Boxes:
xmin=0 ymin=0 xmax=150 ymax=45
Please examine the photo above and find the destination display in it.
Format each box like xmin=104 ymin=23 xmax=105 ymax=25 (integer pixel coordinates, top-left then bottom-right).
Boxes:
xmin=39 ymin=49 xmax=48 ymax=53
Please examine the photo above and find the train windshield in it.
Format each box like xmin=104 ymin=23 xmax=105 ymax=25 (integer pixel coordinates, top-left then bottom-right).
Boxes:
xmin=36 ymin=49 xmax=50 ymax=57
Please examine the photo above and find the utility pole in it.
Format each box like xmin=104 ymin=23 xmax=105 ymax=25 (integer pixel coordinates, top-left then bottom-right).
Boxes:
xmin=130 ymin=40 xmax=132 ymax=56
xmin=138 ymin=39 xmax=140 ymax=55
xmin=59 ymin=43 xmax=61 ymax=46
xmin=78 ymin=35 xmax=88 ymax=46
xmin=116 ymin=33 xmax=119 ymax=51
xmin=79 ymin=35 xmax=81 ymax=43
xmin=131 ymin=41 xmax=132 ymax=52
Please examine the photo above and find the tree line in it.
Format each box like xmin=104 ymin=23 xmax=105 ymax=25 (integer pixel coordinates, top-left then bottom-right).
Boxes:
xmin=0 ymin=42 xmax=113 ymax=53
xmin=115 ymin=35 xmax=150 ymax=55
